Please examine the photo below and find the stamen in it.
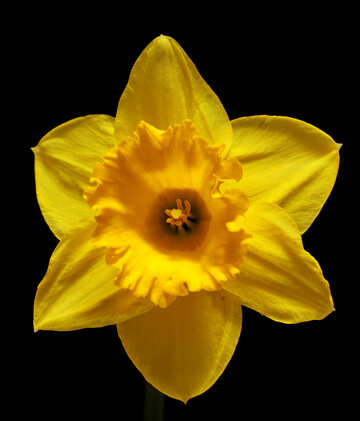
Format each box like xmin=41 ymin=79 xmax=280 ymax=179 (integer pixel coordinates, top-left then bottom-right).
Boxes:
xmin=165 ymin=198 xmax=193 ymax=228
xmin=176 ymin=199 xmax=184 ymax=211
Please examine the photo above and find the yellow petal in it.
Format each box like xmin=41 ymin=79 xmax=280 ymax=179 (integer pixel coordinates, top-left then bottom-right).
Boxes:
xmin=117 ymin=291 xmax=242 ymax=402
xmin=229 ymin=115 xmax=340 ymax=233
xmin=34 ymin=220 xmax=153 ymax=332
xmin=115 ymin=35 xmax=232 ymax=154
xmin=223 ymin=202 xmax=334 ymax=323
xmin=33 ymin=114 xmax=116 ymax=239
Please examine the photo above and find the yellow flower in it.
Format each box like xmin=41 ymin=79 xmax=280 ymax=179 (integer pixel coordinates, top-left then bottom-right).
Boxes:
xmin=33 ymin=35 xmax=340 ymax=403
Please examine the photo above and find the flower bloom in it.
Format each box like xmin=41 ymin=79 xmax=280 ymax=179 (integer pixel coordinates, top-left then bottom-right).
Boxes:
xmin=33 ymin=36 xmax=340 ymax=402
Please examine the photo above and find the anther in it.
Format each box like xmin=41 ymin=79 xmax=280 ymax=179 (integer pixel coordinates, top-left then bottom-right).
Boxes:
xmin=165 ymin=199 xmax=193 ymax=228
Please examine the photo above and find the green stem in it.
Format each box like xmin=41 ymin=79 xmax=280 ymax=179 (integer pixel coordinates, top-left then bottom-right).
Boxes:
xmin=144 ymin=381 xmax=165 ymax=421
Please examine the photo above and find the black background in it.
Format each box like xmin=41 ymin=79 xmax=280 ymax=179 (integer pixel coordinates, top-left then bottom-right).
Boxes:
xmin=13 ymin=5 xmax=349 ymax=420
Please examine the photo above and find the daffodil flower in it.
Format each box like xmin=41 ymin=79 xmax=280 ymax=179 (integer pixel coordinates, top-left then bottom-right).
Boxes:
xmin=33 ymin=35 xmax=340 ymax=403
